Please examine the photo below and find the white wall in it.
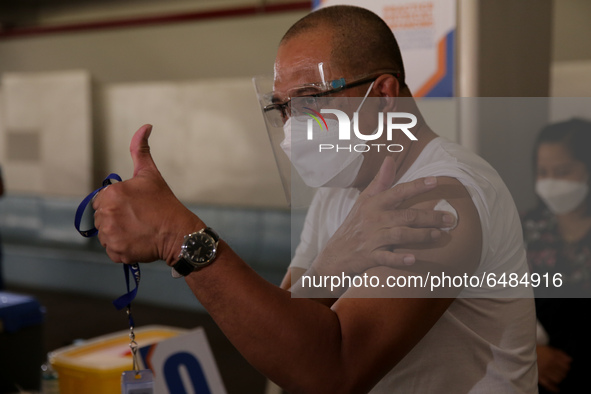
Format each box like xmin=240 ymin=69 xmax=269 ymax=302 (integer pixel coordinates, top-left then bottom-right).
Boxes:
xmin=0 ymin=71 xmax=92 ymax=196
xmin=0 ymin=72 xmax=288 ymax=207
xmin=0 ymin=12 xmax=305 ymax=83
xmin=552 ymin=0 xmax=591 ymax=62
xmin=550 ymin=0 xmax=591 ymax=97
xmin=100 ymin=78 xmax=286 ymax=207
xmin=1 ymin=0 xmax=591 ymax=212
xmin=0 ymin=8 xmax=307 ymax=207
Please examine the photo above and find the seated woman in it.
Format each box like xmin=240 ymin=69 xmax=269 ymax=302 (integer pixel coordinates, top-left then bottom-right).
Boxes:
xmin=522 ymin=118 xmax=591 ymax=393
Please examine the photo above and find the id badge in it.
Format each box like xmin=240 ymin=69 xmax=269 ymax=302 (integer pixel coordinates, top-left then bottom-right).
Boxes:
xmin=122 ymin=370 xmax=154 ymax=394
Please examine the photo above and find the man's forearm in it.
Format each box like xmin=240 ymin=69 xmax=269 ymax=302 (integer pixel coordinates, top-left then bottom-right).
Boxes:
xmin=183 ymin=241 xmax=350 ymax=392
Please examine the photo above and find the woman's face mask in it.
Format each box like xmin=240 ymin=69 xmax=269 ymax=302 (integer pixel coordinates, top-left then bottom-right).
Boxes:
xmin=535 ymin=143 xmax=589 ymax=215
xmin=280 ymin=82 xmax=374 ymax=188
xmin=535 ymin=178 xmax=589 ymax=215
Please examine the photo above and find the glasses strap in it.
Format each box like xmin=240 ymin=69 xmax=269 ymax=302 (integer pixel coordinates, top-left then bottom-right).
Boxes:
xmin=356 ymin=81 xmax=375 ymax=113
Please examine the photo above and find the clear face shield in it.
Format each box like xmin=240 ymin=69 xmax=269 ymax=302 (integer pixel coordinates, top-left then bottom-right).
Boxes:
xmin=253 ymin=63 xmax=403 ymax=208
xmin=253 ymin=73 xmax=313 ymax=208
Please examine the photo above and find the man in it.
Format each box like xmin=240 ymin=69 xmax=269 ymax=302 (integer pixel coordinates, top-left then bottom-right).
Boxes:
xmin=93 ymin=5 xmax=537 ymax=393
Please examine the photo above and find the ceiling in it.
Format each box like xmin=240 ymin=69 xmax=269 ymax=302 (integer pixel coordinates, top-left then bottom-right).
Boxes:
xmin=0 ymin=0 xmax=240 ymax=29
xmin=0 ymin=0 xmax=141 ymax=28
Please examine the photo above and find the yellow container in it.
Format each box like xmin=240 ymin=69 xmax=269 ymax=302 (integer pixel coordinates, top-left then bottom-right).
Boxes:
xmin=51 ymin=325 xmax=186 ymax=394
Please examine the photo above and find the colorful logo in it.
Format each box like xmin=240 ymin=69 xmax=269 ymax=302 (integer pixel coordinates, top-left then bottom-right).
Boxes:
xmin=303 ymin=107 xmax=329 ymax=132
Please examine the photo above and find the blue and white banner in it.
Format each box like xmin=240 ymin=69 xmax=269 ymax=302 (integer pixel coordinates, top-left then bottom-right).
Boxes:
xmin=139 ymin=327 xmax=227 ymax=393
xmin=314 ymin=0 xmax=456 ymax=97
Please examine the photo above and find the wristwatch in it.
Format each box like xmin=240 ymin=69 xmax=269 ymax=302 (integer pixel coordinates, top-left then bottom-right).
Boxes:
xmin=171 ymin=227 xmax=220 ymax=278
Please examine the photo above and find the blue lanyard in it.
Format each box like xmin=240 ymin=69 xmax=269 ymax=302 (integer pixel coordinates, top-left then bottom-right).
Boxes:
xmin=74 ymin=173 xmax=141 ymax=312
xmin=112 ymin=264 xmax=141 ymax=312
xmin=74 ymin=173 xmax=121 ymax=237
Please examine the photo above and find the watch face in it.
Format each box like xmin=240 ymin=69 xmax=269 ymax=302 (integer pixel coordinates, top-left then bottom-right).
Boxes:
xmin=182 ymin=232 xmax=217 ymax=266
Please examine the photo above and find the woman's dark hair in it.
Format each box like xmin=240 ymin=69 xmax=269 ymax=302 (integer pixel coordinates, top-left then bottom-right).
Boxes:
xmin=534 ymin=118 xmax=591 ymax=213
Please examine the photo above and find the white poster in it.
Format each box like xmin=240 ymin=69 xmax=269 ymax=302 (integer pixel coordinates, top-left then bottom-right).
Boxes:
xmin=314 ymin=0 xmax=456 ymax=97
xmin=139 ymin=327 xmax=227 ymax=394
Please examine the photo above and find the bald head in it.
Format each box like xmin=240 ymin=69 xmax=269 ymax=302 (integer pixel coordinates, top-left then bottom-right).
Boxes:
xmin=280 ymin=5 xmax=407 ymax=88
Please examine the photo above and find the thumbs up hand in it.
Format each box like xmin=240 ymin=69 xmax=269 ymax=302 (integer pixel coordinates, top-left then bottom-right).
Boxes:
xmin=130 ymin=124 xmax=158 ymax=178
xmin=93 ymin=125 xmax=203 ymax=265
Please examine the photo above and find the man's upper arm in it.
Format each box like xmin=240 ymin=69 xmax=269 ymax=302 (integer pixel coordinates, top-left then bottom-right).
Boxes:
xmin=327 ymin=176 xmax=483 ymax=391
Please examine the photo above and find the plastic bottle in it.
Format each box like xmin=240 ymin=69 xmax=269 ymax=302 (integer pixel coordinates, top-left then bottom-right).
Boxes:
xmin=40 ymin=356 xmax=60 ymax=394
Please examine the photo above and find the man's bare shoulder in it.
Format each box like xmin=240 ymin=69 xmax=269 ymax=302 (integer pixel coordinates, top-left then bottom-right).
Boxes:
xmin=396 ymin=176 xmax=482 ymax=275
xmin=335 ymin=176 xmax=482 ymax=298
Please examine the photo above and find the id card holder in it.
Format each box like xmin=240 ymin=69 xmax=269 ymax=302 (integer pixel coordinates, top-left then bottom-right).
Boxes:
xmin=122 ymin=369 xmax=154 ymax=394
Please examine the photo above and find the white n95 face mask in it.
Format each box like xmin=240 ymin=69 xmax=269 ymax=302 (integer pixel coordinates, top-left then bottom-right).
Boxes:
xmin=535 ymin=178 xmax=589 ymax=214
xmin=280 ymin=82 xmax=374 ymax=188
xmin=281 ymin=116 xmax=364 ymax=188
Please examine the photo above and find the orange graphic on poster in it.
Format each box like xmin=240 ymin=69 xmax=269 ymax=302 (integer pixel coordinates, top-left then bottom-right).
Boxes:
xmin=383 ymin=2 xmax=434 ymax=30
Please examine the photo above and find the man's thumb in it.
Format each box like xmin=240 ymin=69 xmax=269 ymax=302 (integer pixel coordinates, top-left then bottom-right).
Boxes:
xmin=363 ymin=155 xmax=397 ymax=198
xmin=130 ymin=124 xmax=156 ymax=177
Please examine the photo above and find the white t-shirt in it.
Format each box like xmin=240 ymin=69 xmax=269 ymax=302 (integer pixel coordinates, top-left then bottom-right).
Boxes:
xmin=290 ymin=137 xmax=538 ymax=393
